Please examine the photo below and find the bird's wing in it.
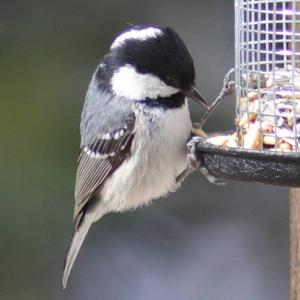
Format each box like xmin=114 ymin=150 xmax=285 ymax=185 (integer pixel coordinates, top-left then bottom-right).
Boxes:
xmin=74 ymin=125 xmax=135 ymax=220
xmin=64 ymin=127 xmax=136 ymax=289
xmin=63 ymin=101 xmax=135 ymax=289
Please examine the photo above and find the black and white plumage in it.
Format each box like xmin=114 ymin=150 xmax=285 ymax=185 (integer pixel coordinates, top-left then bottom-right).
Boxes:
xmin=63 ymin=24 xmax=208 ymax=288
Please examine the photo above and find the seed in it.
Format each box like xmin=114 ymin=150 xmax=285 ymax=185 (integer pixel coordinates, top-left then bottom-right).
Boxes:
xmin=266 ymin=77 xmax=273 ymax=88
xmin=226 ymin=135 xmax=238 ymax=147
xmin=192 ymin=127 xmax=207 ymax=138
xmin=263 ymin=136 xmax=276 ymax=145
xmin=261 ymin=122 xmax=273 ymax=133
xmin=238 ymin=112 xmax=257 ymax=127
xmin=248 ymin=91 xmax=258 ymax=101
xmin=243 ymin=122 xmax=261 ymax=149
xmin=206 ymin=135 xmax=229 ymax=146
xmin=279 ymin=142 xmax=292 ymax=151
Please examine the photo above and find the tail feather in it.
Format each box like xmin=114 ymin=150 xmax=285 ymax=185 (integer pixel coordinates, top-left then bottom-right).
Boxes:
xmin=62 ymin=214 xmax=93 ymax=289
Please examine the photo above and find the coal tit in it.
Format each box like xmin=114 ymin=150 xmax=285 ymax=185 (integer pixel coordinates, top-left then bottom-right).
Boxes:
xmin=63 ymin=24 xmax=208 ymax=288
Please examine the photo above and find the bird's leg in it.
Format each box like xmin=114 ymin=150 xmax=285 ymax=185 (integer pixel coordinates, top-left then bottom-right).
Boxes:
xmin=196 ymin=68 xmax=236 ymax=129
xmin=175 ymin=168 xmax=192 ymax=184
xmin=177 ymin=69 xmax=235 ymax=184
xmin=185 ymin=136 xmax=226 ymax=185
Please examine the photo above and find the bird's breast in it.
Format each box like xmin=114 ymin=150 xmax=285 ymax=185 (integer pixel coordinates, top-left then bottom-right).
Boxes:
xmin=100 ymin=102 xmax=192 ymax=213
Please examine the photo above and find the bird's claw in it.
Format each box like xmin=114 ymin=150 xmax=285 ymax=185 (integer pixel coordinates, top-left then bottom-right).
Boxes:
xmin=187 ymin=136 xmax=226 ymax=185
xmin=223 ymin=68 xmax=236 ymax=96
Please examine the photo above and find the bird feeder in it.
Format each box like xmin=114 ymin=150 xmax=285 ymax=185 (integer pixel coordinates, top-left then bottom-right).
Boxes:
xmin=191 ymin=1 xmax=300 ymax=299
xmin=194 ymin=0 xmax=300 ymax=187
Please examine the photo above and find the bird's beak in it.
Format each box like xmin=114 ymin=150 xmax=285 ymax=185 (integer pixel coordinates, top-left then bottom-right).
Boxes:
xmin=184 ymin=87 xmax=209 ymax=109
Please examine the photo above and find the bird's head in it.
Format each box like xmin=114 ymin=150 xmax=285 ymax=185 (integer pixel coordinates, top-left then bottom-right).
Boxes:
xmin=97 ymin=24 xmax=208 ymax=108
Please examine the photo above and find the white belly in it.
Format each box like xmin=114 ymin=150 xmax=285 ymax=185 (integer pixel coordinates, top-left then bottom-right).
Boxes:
xmin=99 ymin=103 xmax=191 ymax=214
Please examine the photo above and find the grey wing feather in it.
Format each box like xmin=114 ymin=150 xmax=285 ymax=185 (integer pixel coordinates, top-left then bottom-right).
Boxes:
xmin=74 ymin=130 xmax=134 ymax=219
xmin=64 ymin=130 xmax=135 ymax=291
xmin=73 ymin=76 xmax=136 ymax=219
xmin=63 ymin=212 xmax=93 ymax=289
xmin=74 ymin=153 xmax=111 ymax=218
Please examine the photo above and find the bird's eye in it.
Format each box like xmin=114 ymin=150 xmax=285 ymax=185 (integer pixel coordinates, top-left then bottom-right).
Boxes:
xmin=165 ymin=76 xmax=179 ymax=88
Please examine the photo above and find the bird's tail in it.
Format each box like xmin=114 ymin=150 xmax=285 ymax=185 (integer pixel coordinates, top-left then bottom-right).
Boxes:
xmin=62 ymin=213 xmax=93 ymax=289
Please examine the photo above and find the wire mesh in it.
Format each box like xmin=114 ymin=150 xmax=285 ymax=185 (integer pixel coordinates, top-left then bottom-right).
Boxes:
xmin=235 ymin=0 xmax=300 ymax=151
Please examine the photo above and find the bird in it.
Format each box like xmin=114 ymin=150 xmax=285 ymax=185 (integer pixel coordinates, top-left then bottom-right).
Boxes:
xmin=62 ymin=24 xmax=208 ymax=289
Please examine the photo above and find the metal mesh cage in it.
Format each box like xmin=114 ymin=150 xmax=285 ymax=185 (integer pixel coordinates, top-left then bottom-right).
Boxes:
xmin=235 ymin=0 xmax=300 ymax=151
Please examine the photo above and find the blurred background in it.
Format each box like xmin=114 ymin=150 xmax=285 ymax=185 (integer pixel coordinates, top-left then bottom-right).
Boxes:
xmin=0 ymin=0 xmax=289 ymax=299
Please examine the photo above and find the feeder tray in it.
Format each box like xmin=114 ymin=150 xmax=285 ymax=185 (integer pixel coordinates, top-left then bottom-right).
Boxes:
xmin=193 ymin=134 xmax=300 ymax=187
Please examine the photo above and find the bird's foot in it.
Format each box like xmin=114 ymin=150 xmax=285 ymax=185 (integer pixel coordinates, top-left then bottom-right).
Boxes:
xmin=197 ymin=68 xmax=236 ymax=129
xmin=187 ymin=136 xmax=226 ymax=185
xmin=222 ymin=68 xmax=236 ymax=96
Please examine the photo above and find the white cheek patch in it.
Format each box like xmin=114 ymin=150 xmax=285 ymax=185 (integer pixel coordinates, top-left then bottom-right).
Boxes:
xmin=110 ymin=64 xmax=179 ymax=100
xmin=111 ymin=27 xmax=163 ymax=49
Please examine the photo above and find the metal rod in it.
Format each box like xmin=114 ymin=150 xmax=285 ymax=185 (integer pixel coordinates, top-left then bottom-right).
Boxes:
xmin=290 ymin=3 xmax=300 ymax=299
